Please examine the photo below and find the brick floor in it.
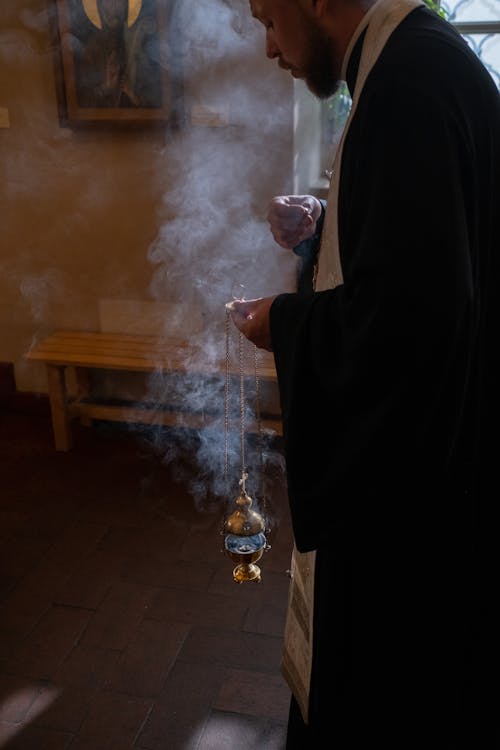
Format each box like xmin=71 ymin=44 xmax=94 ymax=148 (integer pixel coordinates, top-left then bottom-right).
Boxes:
xmin=0 ymin=413 xmax=292 ymax=749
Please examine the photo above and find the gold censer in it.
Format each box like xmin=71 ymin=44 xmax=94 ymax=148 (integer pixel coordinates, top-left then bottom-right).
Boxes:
xmin=223 ymin=472 xmax=268 ymax=583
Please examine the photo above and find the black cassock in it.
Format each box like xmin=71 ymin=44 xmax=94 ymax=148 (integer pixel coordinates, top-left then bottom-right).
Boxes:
xmin=270 ymin=7 xmax=500 ymax=748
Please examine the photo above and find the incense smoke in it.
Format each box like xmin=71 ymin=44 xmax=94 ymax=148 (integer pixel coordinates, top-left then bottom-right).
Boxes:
xmin=141 ymin=0 xmax=292 ymax=515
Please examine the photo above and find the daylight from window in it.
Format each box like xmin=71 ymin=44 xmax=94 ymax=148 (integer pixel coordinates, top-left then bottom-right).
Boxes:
xmin=446 ymin=0 xmax=500 ymax=87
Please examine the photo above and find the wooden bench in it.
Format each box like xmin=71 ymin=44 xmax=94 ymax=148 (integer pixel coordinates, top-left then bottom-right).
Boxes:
xmin=25 ymin=330 xmax=282 ymax=451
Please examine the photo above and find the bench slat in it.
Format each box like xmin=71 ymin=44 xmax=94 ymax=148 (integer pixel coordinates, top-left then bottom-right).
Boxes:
xmin=25 ymin=331 xmax=277 ymax=379
xmin=70 ymin=401 xmax=282 ymax=434
xmin=34 ymin=331 xmax=191 ymax=354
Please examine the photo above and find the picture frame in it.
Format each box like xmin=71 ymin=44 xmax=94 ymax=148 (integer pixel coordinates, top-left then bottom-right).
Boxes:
xmin=48 ymin=0 xmax=181 ymax=127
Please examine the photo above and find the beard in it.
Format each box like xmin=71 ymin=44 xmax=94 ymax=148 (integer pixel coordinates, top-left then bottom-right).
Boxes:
xmin=302 ymin=23 xmax=341 ymax=99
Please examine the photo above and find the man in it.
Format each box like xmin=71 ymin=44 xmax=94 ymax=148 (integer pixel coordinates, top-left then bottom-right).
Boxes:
xmin=229 ymin=0 xmax=500 ymax=747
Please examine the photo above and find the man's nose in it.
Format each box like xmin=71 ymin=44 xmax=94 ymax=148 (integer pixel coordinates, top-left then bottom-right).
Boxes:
xmin=266 ymin=34 xmax=279 ymax=59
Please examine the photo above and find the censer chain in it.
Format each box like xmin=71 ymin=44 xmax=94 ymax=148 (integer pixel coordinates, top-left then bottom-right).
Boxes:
xmin=224 ymin=306 xmax=265 ymax=514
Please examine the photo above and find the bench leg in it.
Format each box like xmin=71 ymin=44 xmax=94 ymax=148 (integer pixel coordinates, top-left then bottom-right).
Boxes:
xmin=47 ymin=364 xmax=72 ymax=451
xmin=75 ymin=367 xmax=92 ymax=427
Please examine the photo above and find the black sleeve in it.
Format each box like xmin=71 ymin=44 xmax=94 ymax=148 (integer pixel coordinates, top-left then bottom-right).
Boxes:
xmin=269 ymin=77 xmax=477 ymax=553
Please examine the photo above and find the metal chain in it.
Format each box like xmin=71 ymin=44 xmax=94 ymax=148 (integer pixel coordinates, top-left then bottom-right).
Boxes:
xmin=239 ymin=327 xmax=246 ymax=478
xmin=224 ymin=307 xmax=231 ymax=484
xmin=224 ymin=303 xmax=264 ymax=510
xmin=253 ymin=344 xmax=266 ymax=517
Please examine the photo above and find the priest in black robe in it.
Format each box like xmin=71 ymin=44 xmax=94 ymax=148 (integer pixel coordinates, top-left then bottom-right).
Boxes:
xmin=231 ymin=0 xmax=500 ymax=746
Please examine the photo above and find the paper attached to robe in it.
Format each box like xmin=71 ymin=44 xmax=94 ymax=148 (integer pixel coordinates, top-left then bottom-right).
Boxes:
xmin=281 ymin=0 xmax=424 ymax=725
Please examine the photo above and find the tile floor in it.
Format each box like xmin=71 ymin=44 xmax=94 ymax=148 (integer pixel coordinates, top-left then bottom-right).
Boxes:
xmin=0 ymin=412 xmax=293 ymax=749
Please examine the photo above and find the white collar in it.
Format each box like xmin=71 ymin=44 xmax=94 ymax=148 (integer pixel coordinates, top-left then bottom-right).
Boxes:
xmin=340 ymin=0 xmax=383 ymax=82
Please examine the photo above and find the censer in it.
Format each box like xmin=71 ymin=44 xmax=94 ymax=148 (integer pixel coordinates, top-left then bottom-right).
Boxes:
xmin=222 ymin=298 xmax=270 ymax=583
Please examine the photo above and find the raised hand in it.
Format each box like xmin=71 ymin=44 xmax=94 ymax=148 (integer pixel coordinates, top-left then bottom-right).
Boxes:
xmin=267 ymin=195 xmax=323 ymax=249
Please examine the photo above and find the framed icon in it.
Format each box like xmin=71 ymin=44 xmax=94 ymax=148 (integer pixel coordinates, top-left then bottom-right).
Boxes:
xmin=49 ymin=0 xmax=180 ymax=126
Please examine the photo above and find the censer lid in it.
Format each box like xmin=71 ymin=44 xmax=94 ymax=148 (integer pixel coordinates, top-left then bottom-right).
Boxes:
xmin=223 ymin=489 xmax=265 ymax=537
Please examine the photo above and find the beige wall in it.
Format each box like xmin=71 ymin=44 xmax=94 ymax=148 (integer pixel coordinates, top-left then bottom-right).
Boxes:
xmin=0 ymin=0 xmax=295 ymax=395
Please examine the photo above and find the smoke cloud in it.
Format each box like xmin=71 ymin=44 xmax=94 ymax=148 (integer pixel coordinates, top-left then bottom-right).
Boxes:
xmin=141 ymin=0 xmax=291 ymax=519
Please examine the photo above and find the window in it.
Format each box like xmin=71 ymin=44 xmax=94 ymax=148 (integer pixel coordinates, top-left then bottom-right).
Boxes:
xmin=293 ymin=0 xmax=500 ymax=197
xmin=448 ymin=0 xmax=500 ymax=88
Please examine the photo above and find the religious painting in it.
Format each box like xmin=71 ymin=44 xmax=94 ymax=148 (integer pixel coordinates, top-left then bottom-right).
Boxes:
xmin=49 ymin=0 xmax=179 ymax=126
